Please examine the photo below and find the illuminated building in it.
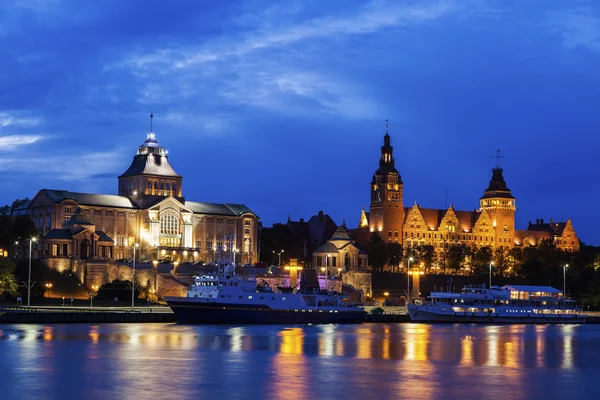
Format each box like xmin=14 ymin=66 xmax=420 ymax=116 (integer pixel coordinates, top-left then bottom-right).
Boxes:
xmin=354 ymin=123 xmax=580 ymax=263
xmin=25 ymin=131 xmax=259 ymax=265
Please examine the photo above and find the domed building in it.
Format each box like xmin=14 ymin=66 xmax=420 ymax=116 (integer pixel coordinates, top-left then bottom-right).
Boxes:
xmin=27 ymin=131 xmax=259 ymax=267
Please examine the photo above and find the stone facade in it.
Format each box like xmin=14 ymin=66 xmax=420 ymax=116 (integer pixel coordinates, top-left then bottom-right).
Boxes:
xmin=356 ymin=127 xmax=581 ymax=262
xmin=312 ymin=225 xmax=368 ymax=277
xmin=27 ymin=132 xmax=260 ymax=267
xmin=342 ymin=271 xmax=372 ymax=298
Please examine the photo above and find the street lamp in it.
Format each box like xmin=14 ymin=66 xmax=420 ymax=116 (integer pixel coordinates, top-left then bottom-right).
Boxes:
xmin=90 ymin=285 xmax=98 ymax=307
xmin=273 ymin=250 xmax=284 ymax=267
xmin=407 ymin=257 xmax=414 ymax=304
xmin=563 ymin=264 xmax=569 ymax=299
xmin=489 ymin=261 xmax=494 ymax=289
xmin=132 ymin=243 xmax=139 ymax=308
xmin=27 ymin=237 xmax=37 ymax=308
xmin=320 ymin=266 xmax=326 ymax=279
xmin=44 ymin=283 xmax=53 ymax=298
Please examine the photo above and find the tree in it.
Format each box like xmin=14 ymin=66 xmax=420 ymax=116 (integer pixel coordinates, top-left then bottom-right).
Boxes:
xmin=368 ymin=233 xmax=387 ymax=272
xmin=416 ymin=245 xmax=436 ymax=273
xmin=0 ymin=258 xmax=19 ymax=297
xmin=472 ymin=246 xmax=493 ymax=281
xmin=447 ymin=244 xmax=468 ymax=274
xmin=385 ymin=242 xmax=402 ymax=272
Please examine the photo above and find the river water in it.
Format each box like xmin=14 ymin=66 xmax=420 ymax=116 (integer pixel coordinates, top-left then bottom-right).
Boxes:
xmin=0 ymin=323 xmax=597 ymax=400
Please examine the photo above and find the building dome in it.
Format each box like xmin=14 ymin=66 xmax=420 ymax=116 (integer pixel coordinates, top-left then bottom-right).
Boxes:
xmin=120 ymin=133 xmax=181 ymax=178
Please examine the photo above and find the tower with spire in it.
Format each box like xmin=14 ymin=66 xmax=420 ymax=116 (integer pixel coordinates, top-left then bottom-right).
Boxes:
xmin=118 ymin=113 xmax=183 ymax=201
xmin=369 ymin=120 xmax=404 ymax=240
xmin=480 ymin=150 xmax=516 ymax=246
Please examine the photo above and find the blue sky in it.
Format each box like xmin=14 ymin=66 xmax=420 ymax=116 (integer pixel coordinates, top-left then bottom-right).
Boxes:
xmin=1 ymin=0 xmax=599 ymax=244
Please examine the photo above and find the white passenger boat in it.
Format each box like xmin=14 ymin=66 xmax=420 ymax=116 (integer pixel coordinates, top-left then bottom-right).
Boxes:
xmin=408 ymin=285 xmax=586 ymax=324
xmin=164 ymin=265 xmax=365 ymax=324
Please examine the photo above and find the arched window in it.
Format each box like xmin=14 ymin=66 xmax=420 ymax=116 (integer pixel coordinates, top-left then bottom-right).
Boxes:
xmin=160 ymin=210 xmax=180 ymax=235
xmin=172 ymin=183 xmax=177 ymax=194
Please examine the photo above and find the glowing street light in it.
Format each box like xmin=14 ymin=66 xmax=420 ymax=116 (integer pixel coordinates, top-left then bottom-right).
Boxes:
xmin=90 ymin=285 xmax=98 ymax=307
xmin=563 ymin=264 xmax=569 ymax=299
xmin=407 ymin=256 xmax=414 ymax=305
xmin=45 ymin=282 xmax=53 ymax=298
xmin=27 ymin=237 xmax=37 ymax=308
xmin=132 ymin=243 xmax=139 ymax=308
xmin=489 ymin=261 xmax=494 ymax=289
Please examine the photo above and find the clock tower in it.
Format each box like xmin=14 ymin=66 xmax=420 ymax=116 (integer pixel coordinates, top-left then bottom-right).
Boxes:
xmin=369 ymin=121 xmax=404 ymax=241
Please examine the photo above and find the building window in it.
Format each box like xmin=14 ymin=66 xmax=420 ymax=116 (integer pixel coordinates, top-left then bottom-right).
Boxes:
xmin=63 ymin=244 xmax=68 ymax=256
xmin=317 ymin=256 xmax=322 ymax=267
xmin=244 ymin=220 xmax=251 ymax=226
xmin=388 ymin=231 xmax=392 ymax=237
xmin=196 ymin=241 xmax=202 ymax=250
xmin=244 ymin=239 xmax=250 ymax=253
xmin=394 ymin=231 xmax=398 ymax=237
xmin=160 ymin=210 xmax=180 ymax=234
xmin=207 ymin=240 xmax=213 ymax=250
xmin=64 ymin=216 xmax=70 ymax=223
xmin=244 ymin=228 xmax=250 ymax=234
xmin=332 ymin=257 xmax=337 ymax=267
xmin=172 ymin=183 xmax=177 ymax=193
xmin=64 ymin=207 xmax=72 ymax=214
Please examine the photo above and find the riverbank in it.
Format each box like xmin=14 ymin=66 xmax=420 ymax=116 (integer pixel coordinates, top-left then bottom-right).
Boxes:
xmin=0 ymin=306 xmax=176 ymax=323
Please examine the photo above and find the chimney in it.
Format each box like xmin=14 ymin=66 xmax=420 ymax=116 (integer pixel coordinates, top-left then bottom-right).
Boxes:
xmin=300 ymin=218 xmax=304 ymax=223
xmin=318 ymin=210 xmax=324 ymax=222
xmin=536 ymin=219 xmax=539 ymax=224
xmin=540 ymin=218 xmax=544 ymax=224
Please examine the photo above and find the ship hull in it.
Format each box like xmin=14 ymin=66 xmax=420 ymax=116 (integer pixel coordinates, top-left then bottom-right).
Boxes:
xmin=408 ymin=308 xmax=586 ymax=324
xmin=165 ymin=299 xmax=365 ymax=324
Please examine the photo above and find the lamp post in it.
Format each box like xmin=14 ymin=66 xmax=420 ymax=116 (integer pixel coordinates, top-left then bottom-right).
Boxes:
xmin=563 ymin=264 xmax=569 ymax=299
xmin=407 ymin=257 xmax=414 ymax=305
xmin=132 ymin=243 xmax=139 ymax=308
xmin=27 ymin=237 xmax=37 ymax=308
xmin=90 ymin=285 xmax=98 ymax=307
xmin=44 ymin=283 xmax=53 ymax=298
xmin=489 ymin=261 xmax=494 ymax=289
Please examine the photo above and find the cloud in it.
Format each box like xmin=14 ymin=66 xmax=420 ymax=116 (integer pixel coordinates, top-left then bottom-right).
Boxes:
xmin=219 ymin=70 xmax=379 ymax=119
xmin=0 ymin=134 xmax=42 ymax=150
xmin=0 ymin=112 xmax=42 ymax=128
xmin=126 ymin=1 xmax=455 ymax=71
xmin=0 ymin=150 xmax=127 ymax=180
xmin=546 ymin=8 xmax=600 ymax=52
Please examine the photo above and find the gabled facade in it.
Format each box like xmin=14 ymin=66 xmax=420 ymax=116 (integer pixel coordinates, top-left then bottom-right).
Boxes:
xmin=356 ymin=125 xmax=580 ymax=264
xmin=28 ymin=132 xmax=260 ymax=264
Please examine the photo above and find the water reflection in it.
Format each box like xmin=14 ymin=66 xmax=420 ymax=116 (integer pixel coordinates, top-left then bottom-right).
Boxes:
xmin=1 ymin=323 xmax=599 ymax=400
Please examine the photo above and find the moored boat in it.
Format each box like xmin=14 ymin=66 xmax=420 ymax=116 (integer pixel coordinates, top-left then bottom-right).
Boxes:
xmin=408 ymin=285 xmax=586 ymax=324
xmin=164 ymin=265 xmax=365 ymax=324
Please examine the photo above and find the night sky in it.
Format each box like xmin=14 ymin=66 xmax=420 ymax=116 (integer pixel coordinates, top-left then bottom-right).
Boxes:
xmin=1 ymin=0 xmax=598 ymax=244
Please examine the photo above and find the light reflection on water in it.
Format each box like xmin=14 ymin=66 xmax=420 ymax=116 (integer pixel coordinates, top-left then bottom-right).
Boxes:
xmin=1 ymin=323 xmax=599 ymax=400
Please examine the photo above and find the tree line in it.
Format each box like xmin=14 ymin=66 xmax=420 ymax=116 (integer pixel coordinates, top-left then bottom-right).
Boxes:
xmin=368 ymin=233 xmax=600 ymax=304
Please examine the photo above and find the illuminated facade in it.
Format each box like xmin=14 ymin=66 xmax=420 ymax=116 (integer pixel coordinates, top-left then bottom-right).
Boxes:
xmin=28 ymin=133 xmax=259 ymax=264
xmin=358 ymin=127 xmax=580 ymax=258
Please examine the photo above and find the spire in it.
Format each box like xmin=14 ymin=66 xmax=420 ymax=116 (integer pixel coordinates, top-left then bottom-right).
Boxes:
xmin=150 ymin=111 xmax=154 ymax=132
xmin=385 ymin=119 xmax=389 ymax=135
xmin=492 ymin=149 xmax=504 ymax=169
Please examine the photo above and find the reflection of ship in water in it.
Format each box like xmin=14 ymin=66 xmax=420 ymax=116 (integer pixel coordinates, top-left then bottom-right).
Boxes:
xmin=408 ymin=284 xmax=586 ymax=324
xmin=164 ymin=267 xmax=365 ymax=324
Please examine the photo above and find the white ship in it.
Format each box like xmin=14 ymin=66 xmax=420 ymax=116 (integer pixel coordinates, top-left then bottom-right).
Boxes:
xmin=164 ymin=265 xmax=365 ymax=324
xmin=408 ymin=285 xmax=586 ymax=324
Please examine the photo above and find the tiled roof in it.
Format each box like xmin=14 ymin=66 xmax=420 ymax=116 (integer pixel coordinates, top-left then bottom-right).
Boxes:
xmin=225 ymin=203 xmax=256 ymax=216
xmin=43 ymin=229 xmax=73 ymax=239
xmin=119 ymin=154 xmax=181 ymax=178
xmin=95 ymin=230 xmax=114 ymax=243
xmin=527 ymin=220 xmax=565 ymax=235
xmin=42 ymin=189 xmax=138 ymax=209
xmin=184 ymin=201 xmax=256 ymax=217
xmin=313 ymin=242 xmax=339 ymax=253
